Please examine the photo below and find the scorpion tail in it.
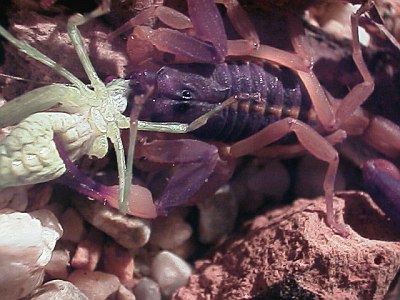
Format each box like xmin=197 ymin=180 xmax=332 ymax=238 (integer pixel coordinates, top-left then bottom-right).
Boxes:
xmin=362 ymin=159 xmax=400 ymax=229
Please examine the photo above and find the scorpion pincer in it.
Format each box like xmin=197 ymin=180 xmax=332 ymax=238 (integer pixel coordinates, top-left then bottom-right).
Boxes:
xmin=124 ymin=0 xmax=400 ymax=236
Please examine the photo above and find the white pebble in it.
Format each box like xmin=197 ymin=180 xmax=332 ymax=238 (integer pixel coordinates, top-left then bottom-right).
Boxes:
xmin=150 ymin=211 xmax=192 ymax=250
xmin=30 ymin=280 xmax=88 ymax=300
xmin=151 ymin=251 xmax=192 ymax=297
xmin=0 ymin=209 xmax=62 ymax=299
xmin=134 ymin=277 xmax=161 ymax=300
xmin=198 ymin=185 xmax=238 ymax=244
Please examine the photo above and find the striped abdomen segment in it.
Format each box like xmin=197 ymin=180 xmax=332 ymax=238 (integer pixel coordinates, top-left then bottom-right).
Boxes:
xmin=200 ymin=62 xmax=306 ymax=142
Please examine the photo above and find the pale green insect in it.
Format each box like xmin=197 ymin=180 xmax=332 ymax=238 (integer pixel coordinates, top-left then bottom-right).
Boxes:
xmin=0 ymin=1 xmax=229 ymax=214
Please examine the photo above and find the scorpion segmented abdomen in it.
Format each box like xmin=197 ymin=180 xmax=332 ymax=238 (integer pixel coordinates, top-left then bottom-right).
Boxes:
xmin=211 ymin=62 xmax=303 ymax=142
xmin=0 ymin=112 xmax=93 ymax=189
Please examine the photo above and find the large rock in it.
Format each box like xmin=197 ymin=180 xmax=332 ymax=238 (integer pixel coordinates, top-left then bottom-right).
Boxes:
xmin=174 ymin=192 xmax=400 ymax=299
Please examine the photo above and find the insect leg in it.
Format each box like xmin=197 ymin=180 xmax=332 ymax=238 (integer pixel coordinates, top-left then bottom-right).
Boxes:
xmin=0 ymin=26 xmax=86 ymax=89
xmin=54 ymin=135 xmax=156 ymax=218
xmin=66 ymin=1 xmax=132 ymax=212
xmin=66 ymin=0 xmax=111 ymax=88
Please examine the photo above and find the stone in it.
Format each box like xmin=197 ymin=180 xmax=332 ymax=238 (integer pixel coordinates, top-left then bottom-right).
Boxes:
xmin=68 ymin=270 xmax=120 ymax=300
xmin=73 ymin=198 xmax=151 ymax=249
xmin=59 ymin=208 xmax=86 ymax=243
xmin=149 ymin=211 xmax=192 ymax=250
xmin=30 ymin=280 xmax=88 ymax=300
xmin=197 ymin=185 xmax=238 ymax=244
xmin=71 ymin=227 xmax=104 ymax=271
xmin=0 ymin=209 xmax=62 ymax=299
xmin=174 ymin=192 xmax=400 ymax=299
xmin=45 ymin=249 xmax=70 ymax=279
xmin=151 ymin=251 xmax=192 ymax=297
xmin=116 ymin=284 xmax=137 ymax=300
xmin=103 ymin=239 xmax=135 ymax=284
xmin=134 ymin=277 xmax=162 ymax=300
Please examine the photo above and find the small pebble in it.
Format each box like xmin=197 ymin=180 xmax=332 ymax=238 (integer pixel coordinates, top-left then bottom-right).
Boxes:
xmin=0 ymin=209 xmax=62 ymax=299
xmin=45 ymin=249 xmax=70 ymax=279
xmin=29 ymin=280 xmax=88 ymax=300
xmin=68 ymin=270 xmax=120 ymax=300
xmin=0 ymin=186 xmax=28 ymax=211
xmin=71 ymin=227 xmax=104 ymax=271
xmin=117 ymin=284 xmax=137 ymax=300
xmin=197 ymin=185 xmax=238 ymax=244
xmin=134 ymin=277 xmax=161 ymax=300
xmin=73 ymin=198 xmax=151 ymax=249
xmin=59 ymin=208 xmax=85 ymax=243
xmin=103 ymin=239 xmax=135 ymax=284
xmin=170 ymin=238 xmax=196 ymax=260
xmin=151 ymin=251 xmax=192 ymax=297
xmin=150 ymin=211 xmax=192 ymax=250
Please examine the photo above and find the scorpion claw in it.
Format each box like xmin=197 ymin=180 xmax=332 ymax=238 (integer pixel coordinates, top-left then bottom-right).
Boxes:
xmin=362 ymin=159 xmax=400 ymax=228
xmin=101 ymin=185 xmax=157 ymax=219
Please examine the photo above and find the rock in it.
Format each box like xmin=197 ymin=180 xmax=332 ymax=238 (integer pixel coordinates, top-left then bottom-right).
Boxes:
xmin=68 ymin=270 xmax=120 ymax=300
xmin=0 ymin=209 xmax=62 ymax=299
xmin=103 ymin=239 xmax=135 ymax=284
xmin=116 ymin=284 xmax=136 ymax=300
xmin=134 ymin=277 xmax=161 ymax=300
xmin=149 ymin=211 xmax=192 ymax=250
xmin=73 ymin=198 xmax=151 ymax=249
xmin=71 ymin=227 xmax=104 ymax=271
xmin=59 ymin=208 xmax=86 ymax=243
xmin=45 ymin=249 xmax=70 ymax=279
xmin=197 ymin=185 xmax=238 ymax=244
xmin=174 ymin=192 xmax=400 ymax=299
xmin=0 ymin=186 xmax=28 ymax=211
xmin=29 ymin=280 xmax=88 ymax=300
xmin=169 ymin=238 xmax=197 ymax=260
xmin=151 ymin=251 xmax=193 ymax=297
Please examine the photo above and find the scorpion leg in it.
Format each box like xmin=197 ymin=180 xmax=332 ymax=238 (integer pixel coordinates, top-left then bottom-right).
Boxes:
xmin=229 ymin=118 xmax=348 ymax=236
xmin=288 ymin=2 xmax=374 ymax=131
xmin=333 ymin=1 xmax=375 ymax=128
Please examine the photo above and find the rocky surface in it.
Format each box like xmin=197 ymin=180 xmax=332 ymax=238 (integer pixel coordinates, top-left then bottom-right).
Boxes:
xmin=72 ymin=198 xmax=152 ymax=250
xmin=174 ymin=192 xmax=400 ymax=300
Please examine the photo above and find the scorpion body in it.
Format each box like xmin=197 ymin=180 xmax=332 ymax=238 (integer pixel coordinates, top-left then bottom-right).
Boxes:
xmin=135 ymin=62 xmax=315 ymax=143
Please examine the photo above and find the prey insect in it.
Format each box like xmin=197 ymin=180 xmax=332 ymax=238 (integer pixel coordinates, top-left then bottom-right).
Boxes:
xmin=0 ymin=1 xmax=227 ymax=217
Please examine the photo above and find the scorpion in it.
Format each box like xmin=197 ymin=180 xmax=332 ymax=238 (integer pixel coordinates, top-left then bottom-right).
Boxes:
xmin=114 ymin=0 xmax=400 ymax=236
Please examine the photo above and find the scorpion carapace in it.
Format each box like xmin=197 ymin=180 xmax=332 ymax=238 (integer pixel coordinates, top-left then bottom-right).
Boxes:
xmin=131 ymin=62 xmax=313 ymax=143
